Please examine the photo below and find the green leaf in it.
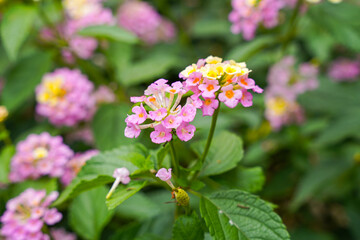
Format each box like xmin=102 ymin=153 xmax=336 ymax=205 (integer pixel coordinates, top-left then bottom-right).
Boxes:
xmin=9 ymin=178 xmax=58 ymax=198
xmin=78 ymin=25 xmax=138 ymax=44
xmin=308 ymin=3 xmax=360 ymax=52
xmin=53 ymin=144 xmax=152 ymax=206
xmin=226 ymin=36 xmax=277 ymax=62
xmin=191 ymin=19 xmax=231 ymax=38
xmin=1 ymin=4 xmax=37 ymax=60
xmin=106 ymin=181 xmax=147 ymax=210
xmin=69 ymin=186 xmax=114 ymax=240
xmin=291 ymin=159 xmax=351 ymax=210
xmin=92 ymin=104 xmax=136 ymax=151
xmin=118 ymin=52 xmax=177 ymax=86
xmin=172 ymin=212 xmax=204 ymax=240
xmin=106 ymin=42 xmax=133 ymax=79
xmin=0 ymin=146 xmax=15 ymax=183
xmin=314 ymin=109 xmax=360 ymax=146
xmin=200 ymin=190 xmax=290 ymax=240
xmin=299 ymin=77 xmax=360 ymax=115
xmin=215 ymin=166 xmax=265 ymax=193
xmin=191 ymin=131 xmax=244 ymax=177
xmin=2 ymin=52 xmax=52 ymax=111
xmin=115 ymin=192 xmax=161 ymax=220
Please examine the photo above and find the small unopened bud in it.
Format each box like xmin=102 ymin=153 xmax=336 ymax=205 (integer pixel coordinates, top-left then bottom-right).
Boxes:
xmin=0 ymin=106 xmax=8 ymax=122
xmin=106 ymin=167 xmax=130 ymax=199
xmin=156 ymin=168 xmax=175 ymax=189
xmin=174 ymin=188 xmax=189 ymax=207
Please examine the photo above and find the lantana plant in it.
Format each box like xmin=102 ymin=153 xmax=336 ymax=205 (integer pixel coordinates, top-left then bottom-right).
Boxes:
xmin=47 ymin=56 xmax=290 ymax=240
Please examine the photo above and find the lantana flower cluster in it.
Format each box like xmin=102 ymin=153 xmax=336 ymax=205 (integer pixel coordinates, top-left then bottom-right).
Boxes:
xmin=265 ymin=56 xmax=319 ymax=130
xmin=125 ymin=79 xmax=197 ymax=143
xmin=179 ymin=56 xmax=263 ymax=115
xmin=9 ymin=133 xmax=74 ymax=182
xmin=36 ymin=68 xmax=95 ymax=126
xmin=125 ymin=56 xmax=262 ymax=144
xmin=328 ymin=58 xmax=360 ymax=82
xmin=229 ymin=0 xmax=290 ymax=40
xmin=41 ymin=0 xmax=114 ymax=63
xmin=117 ymin=0 xmax=176 ymax=45
xmin=9 ymin=132 xmax=98 ymax=186
xmin=0 ymin=189 xmax=62 ymax=240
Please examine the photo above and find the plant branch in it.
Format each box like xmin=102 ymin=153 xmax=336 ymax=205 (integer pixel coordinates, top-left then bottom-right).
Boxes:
xmin=200 ymin=104 xmax=221 ymax=164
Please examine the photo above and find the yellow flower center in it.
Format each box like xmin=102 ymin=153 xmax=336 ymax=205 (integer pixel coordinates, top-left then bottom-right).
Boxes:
xmin=32 ymin=147 xmax=48 ymax=160
xmin=225 ymin=90 xmax=234 ymax=99
xmin=204 ymin=99 xmax=212 ymax=106
xmin=268 ymin=97 xmax=288 ymax=116
xmin=207 ymin=84 xmax=215 ymax=91
xmin=37 ymin=77 xmax=67 ymax=106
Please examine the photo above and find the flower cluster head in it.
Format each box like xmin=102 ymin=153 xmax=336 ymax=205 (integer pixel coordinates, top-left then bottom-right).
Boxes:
xmin=180 ymin=56 xmax=263 ymax=115
xmin=328 ymin=58 xmax=360 ymax=82
xmin=265 ymin=56 xmax=319 ymax=130
xmin=0 ymin=189 xmax=62 ymax=240
xmin=125 ymin=79 xmax=197 ymax=144
xmin=36 ymin=68 xmax=95 ymax=126
xmin=61 ymin=150 xmax=99 ymax=186
xmin=41 ymin=0 xmax=114 ymax=63
xmin=9 ymin=132 xmax=74 ymax=182
xmin=117 ymin=0 xmax=176 ymax=44
xmin=0 ymin=105 xmax=8 ymax=122
xmin=229 ymin=0 xmax=287 ymax=40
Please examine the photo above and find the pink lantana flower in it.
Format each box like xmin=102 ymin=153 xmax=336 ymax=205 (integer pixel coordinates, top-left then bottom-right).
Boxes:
xmin=180 ymin=104 xmax=197 ymax=122
xmin=176 ymin=123 xmax=196 ymax=142
xmin=201 ymin=98 xmax=219 ymax=116
xmin=186 ymin=72 xmax=202 ymax=86
xmin=240 ymin=89 xmax=253 ymax=107
xmin=150 ymin=124 xmax=173 ymax=144
xmin=218 ymin=85 xmax=242 ymax=108
xmin=149 ymin=108 xmax=168 ymax=121
xmin=198 ymin=79 xmax=220 ymax=98
xmin=127 ymin=104 xmax=147 ymax=124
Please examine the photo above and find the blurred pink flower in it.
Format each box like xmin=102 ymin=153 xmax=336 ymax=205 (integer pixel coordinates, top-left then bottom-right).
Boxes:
xmin=117 ymin=0 xmax=176 ymax=44
xmin=265 ymin=56 xmax=317 ymax=130
xmin=36 ymin=68 xmax=95 ymax=126
xmin=9 ymin=132 xmax=73 ymax=182
xmin=51 ymin=228 xmax=77 ymax=240
xmin=328 ymin=58 xmax=360 ymax=82
xmin=229 ymin=0 xmax=286 ymax=40
xmin=0 ymin=189 xmax=62 ymax=240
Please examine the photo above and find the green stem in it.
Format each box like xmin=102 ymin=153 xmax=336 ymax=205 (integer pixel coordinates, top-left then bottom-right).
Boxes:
xmin=169 ymin=140 xmax=179 ymax=177
xmin=189 ymin=104 xmax=221 ymax=183
xmin=0 ymin=123 xmax=12 ymax=146
xmin=200 ymin=104 xmax=221 ymax=164
xmin=281 ymin=0 xmax=304 ymax=53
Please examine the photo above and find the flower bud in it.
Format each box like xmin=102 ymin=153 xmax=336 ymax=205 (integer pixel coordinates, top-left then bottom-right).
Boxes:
xmin=106 ymin=167 xmax=130 ymax=199
xmin=156 ymin=168 xmax=172 ymax=181
xmin=0 ymin=106 xmax=8 ymax=122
